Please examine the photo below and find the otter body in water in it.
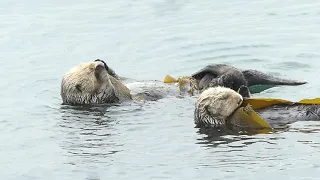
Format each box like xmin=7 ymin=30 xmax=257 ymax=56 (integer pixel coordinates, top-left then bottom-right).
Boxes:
xmin=61 ymin=60 xmax=132 ymax=105
xmin=61 ymin=59 xmax=180 ymax=105
xmin=194 ymin=86 xmax=320 ymax=129
xmin=255 ymin=103 xmax=320 ymax=128
xmin=191 ymin=64 xmax=307 ymax=96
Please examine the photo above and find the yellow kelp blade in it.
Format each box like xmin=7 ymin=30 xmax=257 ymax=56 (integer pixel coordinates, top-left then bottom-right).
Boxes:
xmin=247 ymin=97 xmax=320 ymax=110
xmin=164 ymin=75 xmax=199 ymax=95
xmin=247 ymin=98 xmax=294 ymax=110
xmin=228 ymin=104 xmax=272 ymax=131
xmin=298 ymin=98 xmax=320 ymax=104
xmin=164 ymin=75 xmax=178 ymax=83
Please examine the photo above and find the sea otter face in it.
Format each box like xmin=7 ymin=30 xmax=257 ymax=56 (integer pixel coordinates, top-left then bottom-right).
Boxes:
xmin=61 ymin=60 xmax=115 ymax=105
xmin=194 ymin=86 xmax=243 ymax=127
xmin=206 ymin=87 xmax=243 ymax=118
xmin=66 ymin=61 xmax=109 ymax=91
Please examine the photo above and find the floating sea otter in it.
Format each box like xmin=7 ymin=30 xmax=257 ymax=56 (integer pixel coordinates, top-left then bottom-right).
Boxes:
xmin=61 ymin=59 xmax=132 ymax=105
xmin=61 ymin=59 xmax=180 ymax=105
xmin=194 ymin=86 xmax=320 ymax=132
xmin=165 ymin=64 xmax=307 ymax=97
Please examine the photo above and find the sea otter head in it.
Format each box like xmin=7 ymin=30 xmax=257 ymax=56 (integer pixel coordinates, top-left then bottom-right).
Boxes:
xmin=194 ymin=86 xmax=243 ymax=127
xmin=208 ymin=71 xmax=249 ymax=97
xmin=61 ymin=60 xmax=118 ymax=105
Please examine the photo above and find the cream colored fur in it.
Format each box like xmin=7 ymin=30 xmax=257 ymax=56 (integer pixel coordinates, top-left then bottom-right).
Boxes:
xmin=194 ymin=86 xmax=243 ymax=127
xmin=61 ymin=61 xmax=131 ymax=105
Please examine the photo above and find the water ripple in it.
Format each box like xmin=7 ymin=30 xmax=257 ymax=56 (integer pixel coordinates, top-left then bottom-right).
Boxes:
xmin=267 ymin=61 xmax=312 ymax=70
xmin=2 ymin=0 xmax=320 ymax=179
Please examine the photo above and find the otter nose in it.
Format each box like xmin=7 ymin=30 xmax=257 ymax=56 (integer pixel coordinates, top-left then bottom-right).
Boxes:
xmin=94 ymin=59 xmax=109 ymax=70
xmin=95 ymin=62 xmax=105 ymax=72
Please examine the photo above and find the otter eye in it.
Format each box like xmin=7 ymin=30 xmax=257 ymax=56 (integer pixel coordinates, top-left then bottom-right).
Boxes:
xmin=219 ymin=94 xmax=229 ymax=100
xmin=75 ymin=84 xmax=82 ymax=92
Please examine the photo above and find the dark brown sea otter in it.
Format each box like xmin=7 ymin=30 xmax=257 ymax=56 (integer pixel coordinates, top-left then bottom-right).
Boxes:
xmin=191 ymin=64 xmax=307 ymax=97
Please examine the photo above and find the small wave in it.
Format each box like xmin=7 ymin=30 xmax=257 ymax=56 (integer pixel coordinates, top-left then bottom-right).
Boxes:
xmin=267 ymin=61 xmax=312 ymax=70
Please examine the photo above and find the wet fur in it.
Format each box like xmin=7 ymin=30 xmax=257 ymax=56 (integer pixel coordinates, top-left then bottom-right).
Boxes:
xmin=196 ymin=65 xmax=247 ymax=90
xmin=61 ymin=61 xmax=131 ymax=105
xmin=192 ymin=64 xmax=307 ymax=97
xmin=256 ymin=104 xmax=320 ymax=129
xmin=194 ymin=86 xmax=243 ymax=127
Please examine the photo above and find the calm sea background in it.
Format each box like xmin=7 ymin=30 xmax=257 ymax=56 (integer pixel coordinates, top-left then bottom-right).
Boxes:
xmin=1 ymin=0 xmax=320 ymax=180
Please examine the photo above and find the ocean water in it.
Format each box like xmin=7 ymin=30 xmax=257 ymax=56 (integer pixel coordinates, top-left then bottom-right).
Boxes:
xmin=1 ymin=0 xmax=320 ymax=179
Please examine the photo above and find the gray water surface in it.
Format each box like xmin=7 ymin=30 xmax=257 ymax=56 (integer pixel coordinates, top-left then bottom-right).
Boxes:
xmin=1 ymin=0 xmax=320 ymax=180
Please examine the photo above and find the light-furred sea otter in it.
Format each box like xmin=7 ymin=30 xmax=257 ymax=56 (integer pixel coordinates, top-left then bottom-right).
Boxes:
xmin=61 ymin=59 xmax=181 ymax=105
xmin=194 ymin=86 xmax=320 ymax=130
xmin=61 ymin=59 xmax=132 ymax=105
xmin=194 ymin=86 xmax=244 ymax=127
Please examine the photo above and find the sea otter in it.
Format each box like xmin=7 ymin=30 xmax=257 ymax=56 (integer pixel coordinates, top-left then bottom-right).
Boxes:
xmin=61 ymin=59 xmax=181 ymax=105
xmin=61 ymin=60 xmax=132 ymax=105
xmin=194 ymin=86 xmax=244 ymax=127
xmin=191 ymin=64 xmax=307 ymax=95
xmin=194 ymin=86 xmax=320 ymax=129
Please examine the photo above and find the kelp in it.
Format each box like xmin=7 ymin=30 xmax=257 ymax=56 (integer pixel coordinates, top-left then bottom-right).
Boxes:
xmin=247 ymin=98 xmax=320 ymax=110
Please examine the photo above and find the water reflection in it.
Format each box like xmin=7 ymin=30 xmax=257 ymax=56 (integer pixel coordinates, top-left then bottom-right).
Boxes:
xmin=193 ymin=121 xmax=298 ymax=149
xmin=57 ymin=104 xmax=128 ymax=164
xmin=196 ymin=127 xmax=244 ymax=147
xmin=289 ymin=123 xmax=320 ymax=134
xmin=195 ymin=126 xmax=272 ymax=147
xmin=195 ymin=121 xmax=320 ymax=151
